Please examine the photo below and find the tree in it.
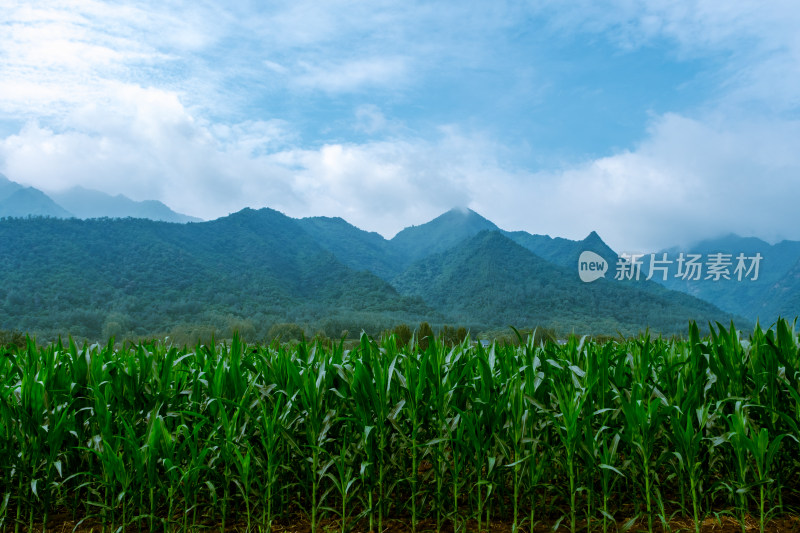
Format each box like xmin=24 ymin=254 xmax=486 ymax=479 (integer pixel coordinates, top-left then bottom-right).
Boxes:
xmin=417 ymin=322 xmax=434 ymax=351
xmin=391 ymin=324 xmax=413 ymax=348
xmin=268 ymin=323 xmax=305 ymax=343
xmin=0 ymin=329 xmax=25 ymax=349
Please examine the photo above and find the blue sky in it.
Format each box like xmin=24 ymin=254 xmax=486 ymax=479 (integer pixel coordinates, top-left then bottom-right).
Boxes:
xmin=1 ymin=1 xmax=799 ymax=250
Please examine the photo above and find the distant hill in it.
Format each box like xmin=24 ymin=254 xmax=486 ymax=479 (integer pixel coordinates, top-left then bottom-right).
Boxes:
xmin=647 ymin=234 xmax=800 ymax=322
xmin=49 ymin=186 xmax=201 ymax=223
xmin=298 ymin=208 xmax=502 ymax=278
xmin=0 ymin=174 xmax=23 ymax=200
xmin=761 ymin=257 xmax=800 ymax=321
xmin=0 ymin=186 xmax=74 ymax=218
xmin=392 ymin=230 xmax=739 ymax=335
xmin=0 ymin=174 xmax=200 ymax=223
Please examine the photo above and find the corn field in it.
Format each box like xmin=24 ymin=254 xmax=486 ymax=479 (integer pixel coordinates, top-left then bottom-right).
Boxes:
xmin=2 ymin=320 xmax=800 ymax=533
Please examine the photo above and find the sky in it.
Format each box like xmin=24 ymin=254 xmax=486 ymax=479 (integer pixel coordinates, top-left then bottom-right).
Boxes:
xmin=1 ymin=0 xmax=799 ymax=251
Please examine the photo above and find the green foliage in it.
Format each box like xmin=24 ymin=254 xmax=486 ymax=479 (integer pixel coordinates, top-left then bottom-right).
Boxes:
xmin=389 ymin=323 xmax=413 ymax=347
xmin=0 ymin=213 xmax=747 ymax=342
xmin=0 ymin=329 xmax=25 ymax=349
xmin=268 ymin=322 xmax=306 ymax=343
xmin=417 ymin=321 xmax=434 ymax=350
xmin=439 ymin=324 xmax=468 ymax=346
xmin=392 ymin=230 xmax=742 ymax=336
xmin=1 ymin=319 xmax=798 ymax=532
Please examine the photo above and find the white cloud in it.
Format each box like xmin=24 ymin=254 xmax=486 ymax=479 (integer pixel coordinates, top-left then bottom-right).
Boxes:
xmin=0 ymin=85 xmax=290 ymax=216
xmin=1 ymin=0 xmax=799 ymax=254
xmin=477 ymin=112 xmax=800 ymax=251
xmin=0 ymin=85 xmax=485 ymax=233
xmin=0 ymin=0 xmax=227 ymax=119
xmin=293 ymin=56 xmax=411 ymax=93
xmin=3 ymin=79 xmax=800 ymax=251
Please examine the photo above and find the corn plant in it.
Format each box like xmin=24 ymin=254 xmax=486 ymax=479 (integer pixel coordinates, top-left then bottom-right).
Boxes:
xmin=718 ymin=401 xmax=788 ymax=533
xmin=422 ymin=337 xmax=465 ymax=532
xmin=455 ymin=351 xmax=505 ymax=533
xmin=349 ymin=333 xmax=401 ymax=533
xmin=1 ymin=320 xmax=800 ymax=532
xmin=290 ymin=342 xmax=335 ymax=533
xmin=666 ymin=399 xmax=713 ymax=533
xmin=396 ymin=343 xmax=430 ymax=533
xmin=254 ymin=386 xmax=289 ymax=531
xmin=613 ymin=336 xmax=666 ymax=533
xmin=519 ymin=339 xmax=549 ymax=533
xmin=504 ymin=371 xmax=528 ymax=533
xmin=595 ymin=429 xmax=625 ymax=533
xmin=548 ymin=360 xmax=591 ymax=533
xmin=323 ymin=426 xmax=360 ymax=533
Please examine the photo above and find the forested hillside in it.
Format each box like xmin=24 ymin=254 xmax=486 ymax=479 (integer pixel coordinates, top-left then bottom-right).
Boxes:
xmin=0 ymin=207 xmax=744 ymax=342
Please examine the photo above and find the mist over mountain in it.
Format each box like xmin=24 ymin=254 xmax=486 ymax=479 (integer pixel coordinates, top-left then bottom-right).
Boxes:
xmin=389 ymin=207 xmax=499 ymax=264
xmin=0 ymin=181 xmax=74 ymax=218
xmin=0 ymin=174 xmax=22 ymax=199
xmin=49 ymin=186 xmax=202 ymax=223
xmin=0 ymin=174 xmax=199 ymax=223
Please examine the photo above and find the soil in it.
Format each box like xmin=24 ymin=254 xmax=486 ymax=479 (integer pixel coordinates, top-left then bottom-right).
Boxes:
xmin=19 ymin=511 xmax=800 ymax=533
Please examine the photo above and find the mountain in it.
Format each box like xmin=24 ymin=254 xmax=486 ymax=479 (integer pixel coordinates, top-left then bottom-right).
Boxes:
xmin=0 ymin=174 xmax=199 ymax=223
xmin=647 ymin=234 xmax=800 ymax=322
xmin=49 ymin=186 xmax=201 ymax=222
xmin=0 ymin=209 xmax=433 ymax=340
xmin=0 ymin=173 xmax=23 ymax=201
xmin=392 ymin=230 xmax=740 ymax=335
xmin=504 ymin=229 xmax=618 ymax=270
xmin=761 ymin=257 xmax=800 ymax=320
xmin=298 ymin=209 xmax=619 ymax=282
xmin=505 ymin=229 xmax=800 ymax=323
xmin=296 ymin=216 xmax=404 ymax=279
xmin=0 ymin=206 xmax=776 ymax=341
xmin=0 ymin=186 xmax=74 ymax=218
xmin=389 ymin=207 xmax=499 ymax=264
xmin=297 ymin=208 xmax=501 ymax=279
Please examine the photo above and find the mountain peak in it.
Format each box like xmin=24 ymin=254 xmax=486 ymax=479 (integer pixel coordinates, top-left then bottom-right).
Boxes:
xmin=403 ymin=207 xmax=498 ymax=233
xmin=581 ymin=230 xmax=614 ymax=250
xmin=445 ymin=205 xmax=477 ymax=216
xmin=442 ymin=206 xmax=493 ymax=221
xmin=389 ymin=207 xmax=499 ymax=263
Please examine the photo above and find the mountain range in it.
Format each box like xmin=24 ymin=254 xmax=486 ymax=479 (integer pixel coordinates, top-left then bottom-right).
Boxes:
xmin=649 ymin=235 xmax=800 ymax=322
xmin=0 ymin=174 xmax=200 ymax=223
xmin=2 ymin=171 xmax=797 ymax=340
xmin=0 ymin=202 xmax=771 ymax=343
